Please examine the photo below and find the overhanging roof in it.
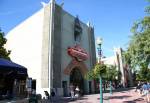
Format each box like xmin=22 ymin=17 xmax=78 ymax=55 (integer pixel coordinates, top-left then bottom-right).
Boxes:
xmin=0 ymin=58 xmax=27 ymax=76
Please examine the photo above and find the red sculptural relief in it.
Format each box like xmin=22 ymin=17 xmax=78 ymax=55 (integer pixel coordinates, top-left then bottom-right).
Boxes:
xmin=67 ymin=45 xmax=88 ymax=61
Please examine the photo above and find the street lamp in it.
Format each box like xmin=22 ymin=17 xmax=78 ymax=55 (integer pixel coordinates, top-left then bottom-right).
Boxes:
xmin=96 ymin=37 xmax=103 ymax=103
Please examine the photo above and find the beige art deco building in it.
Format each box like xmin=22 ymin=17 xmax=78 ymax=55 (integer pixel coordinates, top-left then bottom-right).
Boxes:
xmin=6 ymin=0 xmax=96 ymax=97
xmin=102 ymin=47 xmax=133 ymax=87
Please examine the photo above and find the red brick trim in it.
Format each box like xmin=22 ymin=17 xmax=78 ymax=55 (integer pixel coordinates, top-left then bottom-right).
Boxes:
xmin=64 ymin=58 xmax=88 ymax=76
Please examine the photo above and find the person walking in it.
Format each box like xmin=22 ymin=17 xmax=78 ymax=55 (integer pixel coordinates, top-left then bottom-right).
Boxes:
xmin=135 ymin=81 xmax=142 ymax=94
xmin=147 ymin=82 xmax=150 ymax=102
xmin=142 ymin=82 xmax=149 ymax=103
xmin=75 ymin=86 xmax=80 ymax=98
xmin=70 ymin=84 xmax=75 ymax=99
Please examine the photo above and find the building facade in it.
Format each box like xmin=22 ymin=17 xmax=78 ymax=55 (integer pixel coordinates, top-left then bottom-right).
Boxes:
xmin=6 ymin=0 xmax=96 ymax=97
xmin=102 ymin=47 xmax=133 ymax=87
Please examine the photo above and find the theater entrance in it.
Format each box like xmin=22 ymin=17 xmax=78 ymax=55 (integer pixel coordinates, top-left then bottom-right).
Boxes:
xmin=70 ymin=67 xmax=84 ymax=95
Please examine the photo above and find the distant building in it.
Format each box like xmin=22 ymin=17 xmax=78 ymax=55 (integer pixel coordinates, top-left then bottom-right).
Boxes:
xmin=102 ymin=47 xmax=133 ymax=87
xmin=6 ymin=0 xmax=96 ymax=97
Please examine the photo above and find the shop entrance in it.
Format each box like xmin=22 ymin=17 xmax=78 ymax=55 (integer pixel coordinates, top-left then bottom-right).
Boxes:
xmin=70 ymin=68 xmax=84 ymax=95
xmin=0 ymin=72 xmax=15 ymax=99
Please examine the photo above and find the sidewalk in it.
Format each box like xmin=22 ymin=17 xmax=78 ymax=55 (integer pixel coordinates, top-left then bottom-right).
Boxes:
xmin=0 ymin=88 xmax=148 ymax=103
xmin=56 ymin=87 xmax=147 ymax=103
xmin=108 ymin=88 xmax=146 ymax=103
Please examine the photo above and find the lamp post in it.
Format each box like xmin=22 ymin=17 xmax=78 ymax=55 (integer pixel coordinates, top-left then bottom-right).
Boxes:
xmin=96 ymin=37 xmax=103 ymax=103
xmin=110 ymin=81 xmax=112 ymax=95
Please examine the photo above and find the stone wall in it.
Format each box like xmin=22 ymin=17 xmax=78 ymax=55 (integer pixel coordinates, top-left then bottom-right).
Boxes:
xmin=41 ymin=4 xmax=51 ymax=88
xmin=52 ymin=4 xmax=62 ymax=88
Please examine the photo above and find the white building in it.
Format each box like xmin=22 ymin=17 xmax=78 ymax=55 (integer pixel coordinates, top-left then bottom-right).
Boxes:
xmin=5 ymin=0 xmax=96 ymax=97
xmin=102 ymin=47 xmax=133 ymax=87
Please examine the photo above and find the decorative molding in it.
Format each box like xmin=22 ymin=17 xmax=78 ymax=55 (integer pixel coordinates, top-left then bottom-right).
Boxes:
xmin=67 ymin=45 xmax=88 ymax=62
xmin=64 ymin=58 xmax=88 ymax=76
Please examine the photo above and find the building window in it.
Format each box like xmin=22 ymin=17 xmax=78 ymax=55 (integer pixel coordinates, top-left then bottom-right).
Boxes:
xmin=74 ymin=31 xmax=80 ymax=42
xmin=74 ymin=17 xmax=82 ymax=44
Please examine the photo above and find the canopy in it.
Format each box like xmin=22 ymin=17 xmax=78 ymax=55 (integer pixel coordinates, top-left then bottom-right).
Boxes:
xmin=0 ymin=58 xmax=27 ymax=77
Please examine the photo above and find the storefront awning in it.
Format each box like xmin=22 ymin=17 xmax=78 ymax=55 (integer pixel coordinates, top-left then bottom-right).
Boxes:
xmin=0 ymin=58 xmax=27 ymax=77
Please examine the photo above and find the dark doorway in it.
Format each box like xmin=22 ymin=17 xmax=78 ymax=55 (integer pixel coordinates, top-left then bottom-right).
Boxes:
xmin=62 ymin=81 xmax=68 ymax=97
xmin=32 ymin=80 xmax=36 ymax=90
xmin=89 ymin=81 xmax=92 ymax=94
xmin=70 ymin=68 xmax=84 ymax=95
xmin=0 ymin=72 xmax=15 ymax=99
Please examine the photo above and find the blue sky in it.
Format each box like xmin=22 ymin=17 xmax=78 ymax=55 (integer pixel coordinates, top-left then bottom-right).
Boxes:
xmin=0 ymin=0 xmax=148 ymax=57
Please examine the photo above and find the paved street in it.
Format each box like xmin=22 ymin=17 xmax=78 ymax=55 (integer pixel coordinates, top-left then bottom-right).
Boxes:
xmin=52 ymin=88 xmax=147 ymax=103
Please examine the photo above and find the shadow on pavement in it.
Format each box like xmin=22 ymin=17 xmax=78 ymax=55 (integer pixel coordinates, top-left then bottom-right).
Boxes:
xmin=123 ymin=97 xmax=144 ymax=103
xmin=123 ymin=101 xmax=136 ymax=103
xmin=78 ymin=97 xmax=88 ymax=100
xmin=98 ymin=95 xmax=131 ymax=100
xmin=54 ymin=97 xmax=88 ymax=103
xmin=103 ymin=87 xmax=135 ymax=93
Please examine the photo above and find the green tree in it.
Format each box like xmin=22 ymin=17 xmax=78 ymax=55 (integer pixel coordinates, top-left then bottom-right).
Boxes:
xmin=85 ymin=63 xmax=107 ymax=80
xmin=105 ymin=65 xmax=118 ymax=81
xmin=0 ymin=29 xmax=11 ymax=60
xmin=125 ymin=0 xmax=150 ymax=81
xmin=128 ymin=18 xmax=150 ymax=68
xmin=104 ymin=65 xmax=118 ymax=94
xmin=136 ymin=63 xmax=150 ymax=81
xmin=85 ymin=63 xmax=106 ymax=103
xmin=145 ymin=0 xmax=150 ymax=14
